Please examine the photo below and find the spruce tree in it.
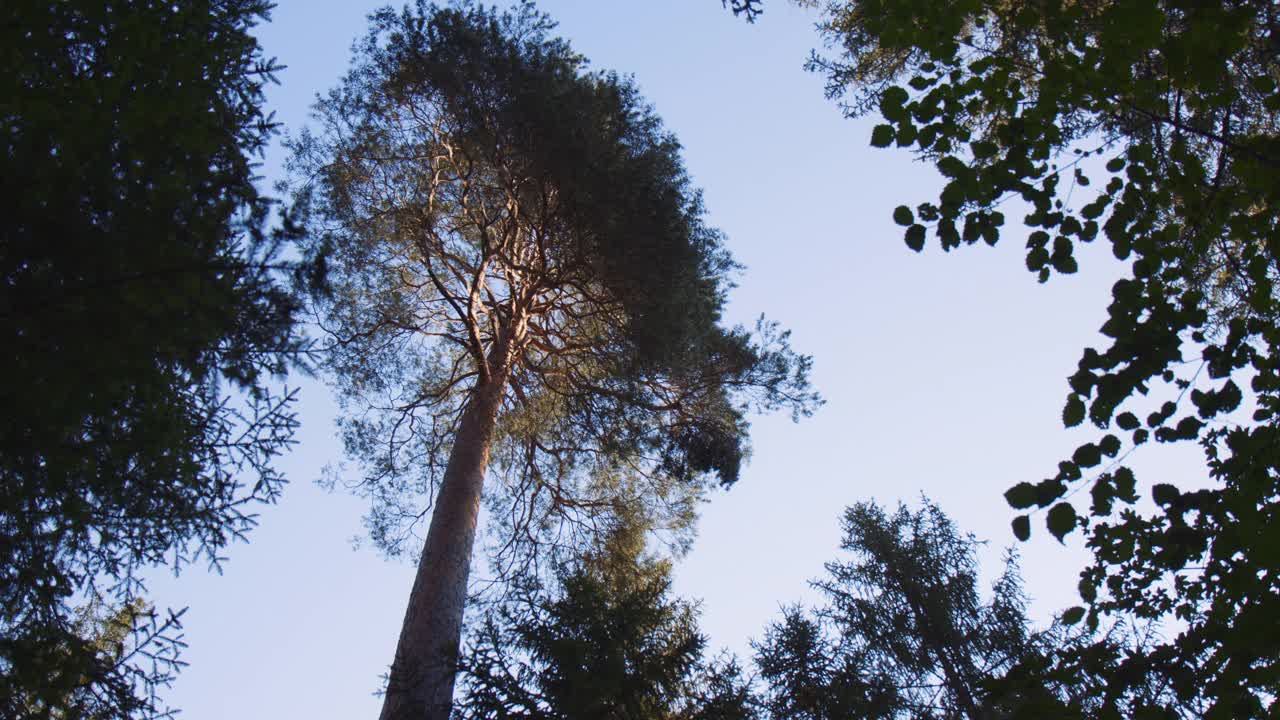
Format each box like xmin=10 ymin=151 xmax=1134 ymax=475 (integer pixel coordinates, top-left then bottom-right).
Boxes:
xmin=2 ymin=2 xmax=310 ymax=716
xmin=755 ymin=500 xmax=1193 ymax=719
xmin=456 ymin=506 xmax=754 ymax=720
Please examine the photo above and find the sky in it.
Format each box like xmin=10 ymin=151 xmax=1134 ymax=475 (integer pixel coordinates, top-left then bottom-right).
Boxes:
xmin=144 ymin=1 xmax=1202 ymax=717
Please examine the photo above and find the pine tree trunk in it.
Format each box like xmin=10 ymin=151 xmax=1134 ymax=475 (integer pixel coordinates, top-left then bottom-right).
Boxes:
xmin=378 ymin=353 xmax=511 ymax=720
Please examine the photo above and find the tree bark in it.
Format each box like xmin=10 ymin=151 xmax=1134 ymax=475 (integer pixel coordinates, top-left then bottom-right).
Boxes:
xmin=378 ymin=347 xmax=512 ymax=720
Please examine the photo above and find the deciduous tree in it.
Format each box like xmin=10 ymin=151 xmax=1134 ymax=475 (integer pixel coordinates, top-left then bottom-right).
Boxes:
xmin=772 ymin=0 xmax=1280 ymax=715
xmin=289 ymin=3 xmax=817 ymax=718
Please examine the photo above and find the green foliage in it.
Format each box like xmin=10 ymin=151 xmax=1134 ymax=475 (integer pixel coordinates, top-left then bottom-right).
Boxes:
xmin=754 ymin=499 xmax=1196 ymax=720
xmin=455 ymin=511 xmax=755 ymax=720
xmin=722 ymin=0 xmax=765 ymax=23
xmin=1 ymin=1 xmax=309 ymax=716
xmin=16 ymin=599 xmax=187 ymax=720
xmin=755 ymin=500 xmax=1038 ymax=719
xmin=292 ymin=0 xmax=818 ymax=565
xmin=795 ymin=0 xmax=1280 ymax=714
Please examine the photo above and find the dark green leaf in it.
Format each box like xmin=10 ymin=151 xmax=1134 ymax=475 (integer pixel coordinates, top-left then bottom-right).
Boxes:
xmin=880 ymin=85 xmax=909 ymax=111
xmin=1152 ymin=483 xmax=1180 ymax=505
xmin=905 ymin=224 xmax=927 ymax=251
xmin=1012 ymin=514 xmax=1031 ymax=541
xmin=1046 ymin=502 xmax=1078 ymax=542
xmin=1079 ymin=577 xmax=1097 ymax=603
xmin=870 ymin=124 xmax=896 ymax=148
xmin=1063 ymin=395 xmax=1086 ymax=427
xmin=1099 ymin=434 xmax=1122 ymax=456
xmin=1072 ymin=442 xmax=1102 ymax=468
xmin=1005 ymin=482 xmax=1038 ymax=509
xmin=971 ymin=140 xmax=998 ymax=159
xmin=1037 ymin=479 xmax=1068 ymax=505
xmin=1114 ymin=466 xmax=1137 ymax=500
xmin=1058 ymin=461 xmax=1082 ymax=481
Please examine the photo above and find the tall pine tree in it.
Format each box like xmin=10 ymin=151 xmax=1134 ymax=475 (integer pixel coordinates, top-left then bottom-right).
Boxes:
xmin=289 ymin=3 xmax=818 ymax=718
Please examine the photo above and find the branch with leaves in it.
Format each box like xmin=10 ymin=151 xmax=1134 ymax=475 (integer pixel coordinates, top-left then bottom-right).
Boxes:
xmin=790 ymin=0 xmax=1280 ymax=715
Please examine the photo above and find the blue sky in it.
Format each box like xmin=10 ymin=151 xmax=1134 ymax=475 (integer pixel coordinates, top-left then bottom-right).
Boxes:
xmin=144 ymin=1 xmax=1203 ymax=717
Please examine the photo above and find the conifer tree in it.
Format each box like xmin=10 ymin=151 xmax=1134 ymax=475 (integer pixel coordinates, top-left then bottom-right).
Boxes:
xmin=755 ymin=500 xmax=1193 ymax=720
xmin=2 ymin=2 xmax=310 ymax=716
xmin=289 ymin=3 xmax=817 ymax=718
xmin=455 ymin=506 xmax=755 ymax=720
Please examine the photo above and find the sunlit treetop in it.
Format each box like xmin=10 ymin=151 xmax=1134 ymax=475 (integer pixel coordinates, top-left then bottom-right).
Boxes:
xmin=291 ymin=0 xmax=818 ymax=568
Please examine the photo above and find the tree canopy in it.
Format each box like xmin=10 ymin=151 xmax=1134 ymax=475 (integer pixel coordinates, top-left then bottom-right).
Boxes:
xmin=295 ymin=1 xmax=815 ymax=560
xmin=290 ymin=3 xmax=817 ymax=717
xmin=757 ymin=501 xmax=1019 ymax=719
xmin=1 ymin=1 xmax=309 ymax=716
xmin=754 ymin=500 xmax=1194 ymax=720
xmin=456 ymin=507 xmax=754 ymax=720
xmin=782 ymin=0 xmax=1280 ymax=716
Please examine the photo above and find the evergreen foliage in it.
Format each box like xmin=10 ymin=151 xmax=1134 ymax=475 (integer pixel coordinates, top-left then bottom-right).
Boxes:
xmin=456 ymin=509 xmax=754 ymax=720
xmin=293 ymin=1 xmax=816 ymax=563
xmin=722 ymin=0 xmax=765 ymax=23
xmin=16 ymin=600 xmax=187 ymax=720
xmin=292 ymin=6 xmax=816 ymax=715
xmin=1 ymin=1 xmax=310 ymax=716
xmin=771 ymin=0 xmax=1280 ymax=714
xmin=754 ymin=500 xmax=1193 ymax=719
